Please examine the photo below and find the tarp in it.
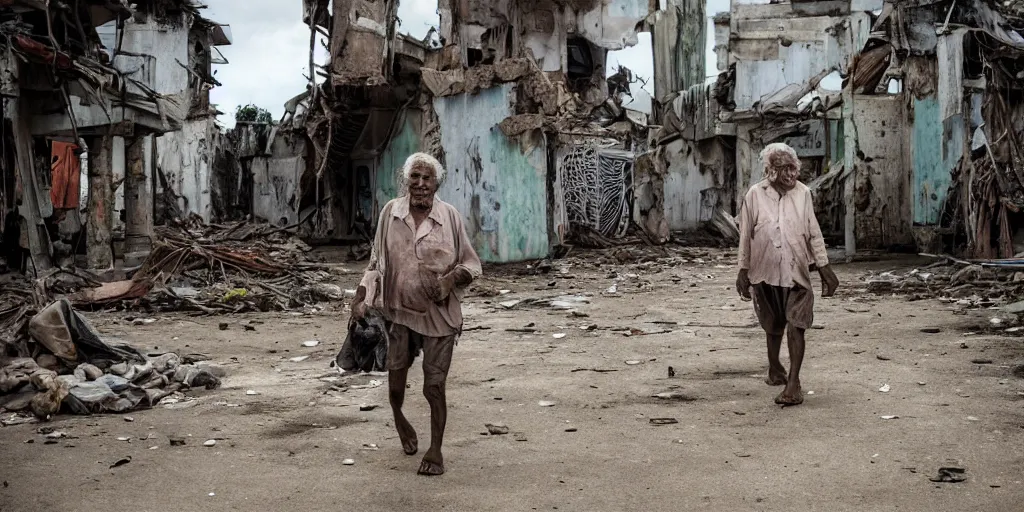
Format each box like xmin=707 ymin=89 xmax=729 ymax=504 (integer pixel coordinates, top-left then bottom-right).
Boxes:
xmin=49 ymin=141 xmax=80 ymax=209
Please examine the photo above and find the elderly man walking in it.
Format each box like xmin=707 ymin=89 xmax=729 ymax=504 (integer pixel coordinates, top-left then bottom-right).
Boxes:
xmin=736 ymin=142 xmax=839 ymax=406
xmin=351 ymin=152 xmax=482 ymax=475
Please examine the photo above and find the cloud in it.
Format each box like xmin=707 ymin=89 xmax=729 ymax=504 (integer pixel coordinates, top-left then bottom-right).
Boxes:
xmin=206 ymin=1 xmax=730 ymax=125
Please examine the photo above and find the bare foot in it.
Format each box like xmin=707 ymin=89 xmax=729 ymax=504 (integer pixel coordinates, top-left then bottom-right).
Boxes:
xmin=401 ymin=436 xmax=418 ymax=456
xmin=774 ymin=385 xmax=804 ymax=406
xmin=764 ymin=369 xmax=787 ymax=386
xmin=417 ymin=454 xmax=444 ymax=476
xmin=394 ymin=416 xmax=418 ymax=455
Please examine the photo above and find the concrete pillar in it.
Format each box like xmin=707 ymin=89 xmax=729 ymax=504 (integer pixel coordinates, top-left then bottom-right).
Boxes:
xmin=123 ymin=136 xmax=152 ymax=266
xmin=87 ymin=135 xmax=113 ymax=270
xmin=9 ymin=95 xmax=52 ymax=272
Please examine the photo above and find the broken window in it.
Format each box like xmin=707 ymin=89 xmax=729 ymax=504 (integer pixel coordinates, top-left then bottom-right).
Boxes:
xmin=567 ymin=37 xmax=595 ymax=82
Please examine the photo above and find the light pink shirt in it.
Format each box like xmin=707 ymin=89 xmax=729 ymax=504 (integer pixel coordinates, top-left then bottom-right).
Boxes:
xmin=738 ymin=180 xmax=829 ymax=290
xmin=360 ymin=196 xmax=482 ymax=337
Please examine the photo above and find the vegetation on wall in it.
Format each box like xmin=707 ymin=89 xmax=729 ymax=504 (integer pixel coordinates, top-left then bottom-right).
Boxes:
xmin=234 ymin=104 xmax=274 ymax=124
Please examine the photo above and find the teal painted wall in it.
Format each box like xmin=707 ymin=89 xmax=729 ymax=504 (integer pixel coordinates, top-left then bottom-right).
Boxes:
xmin=433 ymin=84 xmax=549 ymax=263
xmin=911 ymin=96 xmax=964 ymax=225
xmin=376 ymin=111 xmax=421 ymax=212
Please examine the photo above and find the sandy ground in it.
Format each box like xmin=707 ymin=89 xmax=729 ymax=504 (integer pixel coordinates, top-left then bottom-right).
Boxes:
xmin=1 ymin=249 xmax=1023 ymax=511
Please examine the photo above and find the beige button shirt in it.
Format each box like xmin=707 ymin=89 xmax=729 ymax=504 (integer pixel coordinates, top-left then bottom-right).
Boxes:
xmin=738 ymin=180 xmax=829 ymax=290
xmin=359 ymin=196 xmax=482 ymax=337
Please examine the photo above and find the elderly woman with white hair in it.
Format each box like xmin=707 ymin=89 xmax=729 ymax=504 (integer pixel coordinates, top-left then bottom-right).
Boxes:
xmin=736 ymin=142 xmax=839 ymax=406
xmin=351 ymin=152 xmax=482 ymax=475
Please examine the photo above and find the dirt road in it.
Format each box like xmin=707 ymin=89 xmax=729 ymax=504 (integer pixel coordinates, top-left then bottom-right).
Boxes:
xmin=1 ymin=250 xmax=1022 ymax=511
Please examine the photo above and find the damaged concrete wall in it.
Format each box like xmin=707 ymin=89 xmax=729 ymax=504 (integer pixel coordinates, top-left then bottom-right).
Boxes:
xmin=330 ymin=0 xmax=395 ymax=84
xmin=907 ymin=57 xmax=966 ymax=227
xmin=730 ymin=4 xmax=871 ymax=111
xmin=433 ymin=84 xmax=549 ymax=263
xmin=98 ymin=15 xmax=190 ymax=98
xmin=652 ymin=0 xmax=707 ymax=102
xmin=845 ymin=95 xmax=913 ymax=249
xmin=662 ymin=138 xmax=732 ymax=231
xmin=156 ymin=118 xmax=219 ymax=221
xmin=376 ymin=110 xmax=423 ymax=211
xmin=441 ymin=0 xmax=651 ymax=69
xmin=252 ymin=137 xmax=307 ymax=228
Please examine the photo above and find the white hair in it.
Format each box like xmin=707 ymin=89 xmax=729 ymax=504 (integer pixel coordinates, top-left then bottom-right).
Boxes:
xmin=760 ymin=142 xmax=800 ymax=182
xmin=400 ymin=152 xmax=446 ymax=187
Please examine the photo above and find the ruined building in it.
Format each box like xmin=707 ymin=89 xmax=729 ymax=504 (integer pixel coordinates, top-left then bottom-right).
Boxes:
xmin=234 ymin=0 xmax=707 ymax=263
xmin=653 ymin=0 xmax=1024 ymax=260
xmin=0 ymin=0 xmax=230 ymax=273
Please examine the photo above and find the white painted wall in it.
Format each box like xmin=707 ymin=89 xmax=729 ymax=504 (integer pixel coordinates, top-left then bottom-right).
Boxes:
xmin=97 ymin=15 xmax=191 ymax=97
xmin=156 ymin=118 xmax=217 ymax=221
xmin=663 ymin=138 xmax=729 ymax=231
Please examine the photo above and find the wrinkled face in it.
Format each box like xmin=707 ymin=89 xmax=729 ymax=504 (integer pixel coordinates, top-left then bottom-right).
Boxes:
xmin=768 ymin=154 xmax=800 ymax=190
xmin=408 ymin=163 xmax=439 ymax=210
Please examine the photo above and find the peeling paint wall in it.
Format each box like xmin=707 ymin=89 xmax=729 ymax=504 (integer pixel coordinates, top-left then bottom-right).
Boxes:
xmin=97 ymin=15 xmax=190 ymax=98
xmin=376 ymin=110 xmax=422 ymax=211
xmin=911 ymin=96 xmax=964 ymax=226
xmin=156 ymin=118 xmax=219 ymax=221
xmin=730 ymin=5 xmax=871 ymax=111
xmin=330 ymin=0 xmax=395 ymax=84
xmin=433 ymin=84 xmax=549 ymax=263
xmin=577 ymin=0 xmax=652 ymax=50
xmin=252 ymin=151 xmax=305 ymax=227
xmin=663 ymin=138 xmax=731 ymax=231
xmin=652 ymin=0 xmax=707 ymax=102
xmin=845 ymin=95 xmax=912 ymax=249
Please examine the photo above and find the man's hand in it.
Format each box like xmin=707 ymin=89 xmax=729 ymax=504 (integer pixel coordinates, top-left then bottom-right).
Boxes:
xmin=736 ymin=269 xmax=751 ymax=300
xmin=348 ymin=286 xmax=368 ymax=328
xmin=819 ymin=265 xmax=839 ymax=298
xmin=433 ymin=268 xmax=472 ymax=303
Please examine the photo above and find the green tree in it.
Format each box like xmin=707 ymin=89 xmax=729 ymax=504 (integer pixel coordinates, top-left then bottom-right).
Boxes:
xmin=235 ymin=104 xmax=274 ymax=124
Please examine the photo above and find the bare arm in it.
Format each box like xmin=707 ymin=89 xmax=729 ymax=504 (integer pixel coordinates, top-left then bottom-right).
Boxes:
xmin=804 ymin=189 xmax=829 ymax=269
xmin=738 ymin=190 xmax=755 ymax=271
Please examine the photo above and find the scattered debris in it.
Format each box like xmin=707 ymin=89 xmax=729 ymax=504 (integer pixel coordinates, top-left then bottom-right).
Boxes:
xmin=652 ymin=391 xmax=697 ymax=402
xmin=929 ymin=467 xmax=967 ymax=483
xmin=0 ymin=300 xmax=224 ymax=419
xmin=485 ymin=423 xmax=510 ymax=435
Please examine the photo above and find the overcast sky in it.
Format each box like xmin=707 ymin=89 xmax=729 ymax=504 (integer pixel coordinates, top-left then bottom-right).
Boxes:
xmin=205 ymin=0 xmax=732 ymax=127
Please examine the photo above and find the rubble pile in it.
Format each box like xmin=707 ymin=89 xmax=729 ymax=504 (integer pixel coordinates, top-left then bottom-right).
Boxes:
xmin=863 ymin=257 xmax=1024 ymax=328
xmin=68 ymin=218 xmax=348 ymax=314
xmin=0 ymin=300 xmax=223 ymax=424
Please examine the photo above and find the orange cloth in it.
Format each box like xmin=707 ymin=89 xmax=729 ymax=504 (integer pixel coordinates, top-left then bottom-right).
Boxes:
xmin=50 ymin=141 xmax=81 ymax=209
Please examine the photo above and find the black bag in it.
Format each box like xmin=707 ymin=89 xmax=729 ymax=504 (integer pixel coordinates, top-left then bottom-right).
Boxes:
xmin=334 ymin=309 xmax=388 ymax=373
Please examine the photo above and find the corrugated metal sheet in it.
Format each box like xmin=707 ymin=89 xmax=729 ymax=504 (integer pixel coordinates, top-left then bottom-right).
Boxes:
xmin=433 ymin=84 xmax=549 ymax=263
xmin=911 ymin=96 xmax=965 ymax=225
